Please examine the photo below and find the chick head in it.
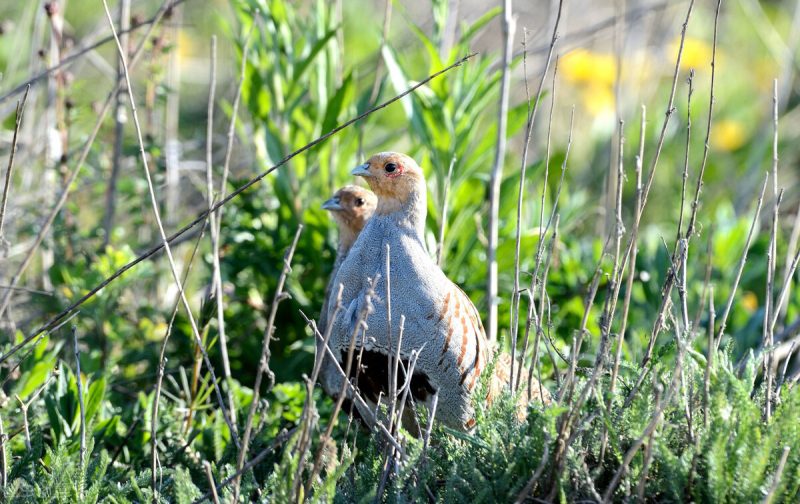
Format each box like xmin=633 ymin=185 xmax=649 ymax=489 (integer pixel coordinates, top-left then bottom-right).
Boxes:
xmin=321 ymin=185 xmax=377 ymax=233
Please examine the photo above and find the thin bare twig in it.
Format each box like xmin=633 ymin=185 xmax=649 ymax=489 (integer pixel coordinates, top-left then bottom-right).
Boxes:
xmin=510 ymin=0 xmax=564 ymax=388
xmin=703 ymin=286 xmax=715 ymax=427
xmin=204 ymin=461 xmax=220 ymax=504
xmin=715 ymin=174 xmax=769 ymax=347
xmin=778 ymin=210 xmax=800 ymax=325
xmin=233 ymin=226 xmax=303 ymax=500
xmin=303 ymin=306 xmax=405 ymax=453
xmin=216 ymin=21 xmax=255 ymax=235
xmin=487 ymin=0 xmax=516 ymax=343
xmin=518 ymin=52 xmax=559 ymax=391
xmin=151 ymin=207 xmax=212 ymax=500
xmin=609 ymin=105 xmax=645 ymax=402
xmin=73 ymin=325 xmax=86 ymax=499
xmin=520 ymin=105 xmax=572 ymax=394
xmin=14 ymin=395 xmax=30 ymax=451
xmin=204 ymin=34 xmax=239 ymax=437
xmin=102 ymin=0 xmax=131 ymax=246
xmin=762 ymin=446 xmax=791 ymax=504
xmin=641 ymin=0 xmax=722 ymax=368
xmin=3 ymin=53 xmax=477 ymax=364
xmin=0 ymin=413 xmax=6 ymax=488
xmin=765 ymin=80 xmax=781 ymax=420
xmin=0 ymin=86 xmax=29 ymax=250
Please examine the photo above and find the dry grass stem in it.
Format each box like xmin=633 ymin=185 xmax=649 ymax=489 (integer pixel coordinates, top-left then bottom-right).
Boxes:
xmin=102 ymin=0 xmax=131 ymax=246
xmin=487 ymin=0 xmax=516 ymax=343
xmin=510 ymin=0 xmax=564 ymax=388
xmin=204 ymin=461 xmax=220 ymax=504
xmin=233 ymin=225 xmax=303 ymax=499
xmin=0 ymin=85 xmax=29 ymax=251
xmin=151 ymin=211 xmax=212 ymax=499
xmin=715 ymin=174 xmax=769 ymax=347
xmin=204 ymin=34 xmax=239 ymax=436
xmin=763 ymin=446 xmax=791 ymax=504
xmin=73 ymin=325 xmax=86 ymax=499
xmin=765 ymin=80 xmax=781 ymax=419
xmin=0 ymin=413 xmax=5 ymax=488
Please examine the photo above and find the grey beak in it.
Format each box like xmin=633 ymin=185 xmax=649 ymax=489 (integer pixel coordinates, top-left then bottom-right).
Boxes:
xmin=351 ymin=162 xmax=372 ymax=177
xmin=321 ymin=197 xmax=343 ymax=211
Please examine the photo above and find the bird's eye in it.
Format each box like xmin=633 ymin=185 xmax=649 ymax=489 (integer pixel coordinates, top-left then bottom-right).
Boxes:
xmin=384 ymin=162 xmax=397 ymax=173
xmin=355 ymin=198 xmax=364 ymax=207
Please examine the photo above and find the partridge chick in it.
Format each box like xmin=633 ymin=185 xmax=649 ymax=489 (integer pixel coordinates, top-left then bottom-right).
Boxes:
xmin=328 ymin=152 xmax=489 ymax=430
xmin=318 ymin=185 xmax=377 ymax=398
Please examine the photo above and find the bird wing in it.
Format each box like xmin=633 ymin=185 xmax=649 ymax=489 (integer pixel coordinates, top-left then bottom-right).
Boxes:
xmin=434 ymin=281 xmax=488 ymax=393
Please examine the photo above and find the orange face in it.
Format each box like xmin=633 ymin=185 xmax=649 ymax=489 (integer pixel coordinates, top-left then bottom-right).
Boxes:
xmin=321 ymin=185 xmax=377 ymax=233
xmin=350 ymin=152 xmax=426 ymax=202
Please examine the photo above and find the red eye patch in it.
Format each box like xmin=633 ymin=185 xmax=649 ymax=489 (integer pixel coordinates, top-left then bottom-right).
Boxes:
xmin=385 ymin=162 xmax=404 ymax=178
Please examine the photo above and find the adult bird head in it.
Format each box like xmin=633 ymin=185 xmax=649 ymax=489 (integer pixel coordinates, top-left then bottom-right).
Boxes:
xmin=351 ymin=152 xmax=426 ymax=215
xmin=322 ymin=185 xmax=377 ymax=236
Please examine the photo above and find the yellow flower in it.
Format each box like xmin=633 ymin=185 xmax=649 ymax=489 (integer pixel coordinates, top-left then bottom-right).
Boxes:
xmin=178 ymin=29 xmax=198 ymax=59
xmin=561 ymin=49 xmax=617 ymax=86
xmin=580 ymin=82 xmax=615 ymax=117
xmin=711 ymin=119 xmax=747 ymax=152
xmin=741 ymin=291 xmax=758 ymax=312
xmin=673 ymin=37 xmax=712 ymax=71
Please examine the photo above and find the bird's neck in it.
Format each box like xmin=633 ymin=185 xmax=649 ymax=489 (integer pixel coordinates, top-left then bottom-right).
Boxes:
xmin=376 ymin=190 xmax=427 ymax=238
xmin=337 ymin=226 xmax=359 ymax=254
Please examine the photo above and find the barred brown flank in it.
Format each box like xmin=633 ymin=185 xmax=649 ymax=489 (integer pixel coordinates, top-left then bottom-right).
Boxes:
xmin=438 ymin=290 xmax=451 ymax=324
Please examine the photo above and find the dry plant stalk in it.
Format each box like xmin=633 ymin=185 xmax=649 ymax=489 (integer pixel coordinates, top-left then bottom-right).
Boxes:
xmin=486 ymin=0 xmax=516 ymax=343
xmin=604 ymin=105 xmax=646 ymax=454
xmin=0 ymin=86 xmax=29 ymax=251
xmin=521 ymin=106 xmax=573 ymax=396
xmin=764 ymin=80 xmax=781 ymax=420
xmin=151 ymin=211 xmax=212 ymax=499
xmin=763 ymin=446 xmax=791 ymax=504
xmin=203 ymin=461 xmax=220 ymax=504
xmin=233 ymin=226 xmax=303 ymax=500
xmin=0 ymin=413 xmax=6 ymax=487
xmin=204 ymin=34 xmax=239 ymax=437
xmin=73 ymin=325 xmax=86 ymax=499
xmin=510 ymin=0 xmax=564 ymax=389
xmin=715 ymin=174 xmax=770 ymax=348
xmin=517 ymin=50 xmax=557 ymax=392
xmin=102 ymin=0 xmax=131 ymax=245
xmin=627 ymin=0 xmax=722 ymax=406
